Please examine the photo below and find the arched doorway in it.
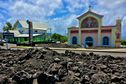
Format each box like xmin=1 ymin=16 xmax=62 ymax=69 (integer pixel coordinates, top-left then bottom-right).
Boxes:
xmin=103 ymin=36 xmax=109 ymax=45
xmin=85 ymin=37 xmax=93 ymax=47
xmin=72 ymin=36 xmax=77 ymax=44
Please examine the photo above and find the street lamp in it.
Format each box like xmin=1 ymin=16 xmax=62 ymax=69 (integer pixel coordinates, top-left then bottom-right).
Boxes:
xmin=50 ymin=28 xmax=52 ymax=40
xmin=26 ymin=20 xmax=33 ymax=46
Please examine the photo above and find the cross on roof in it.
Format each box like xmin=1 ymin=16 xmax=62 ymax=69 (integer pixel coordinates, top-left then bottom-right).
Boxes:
xmin=89 ymin=5 xmax=92 ymax=11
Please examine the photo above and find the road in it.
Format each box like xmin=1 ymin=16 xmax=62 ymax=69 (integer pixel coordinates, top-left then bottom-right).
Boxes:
xmin=1 ymin=44 xmax=126 ymax=57
xmin=55 ymin=50 xmax=126 ymax=57
xmin=0 ymin=43 xmax=17 ymax=49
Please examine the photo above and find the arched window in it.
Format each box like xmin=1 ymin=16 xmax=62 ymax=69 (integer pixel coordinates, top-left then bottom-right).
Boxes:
xmin=85 ymin=37 xmax=93 ymax=47
xmin=103 ymin=37 xmax=109 ymax=45
xmin=72 ymin=36 xmax=77 ymax=44
xmin=85 ymin=37 xmax=93 ymax=42
xmin=81 ymin=17 xmax=98 ymax=28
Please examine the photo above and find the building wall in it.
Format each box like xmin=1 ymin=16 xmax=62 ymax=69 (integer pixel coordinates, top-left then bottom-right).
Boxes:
xmin=69 ymin=27 xmax=117 ymax=47
xmin=111 ymin=28 xmax=116 ymax=47
xmin=23 ymin=28 xmax=46 ymax=35
xmin=68 ymin=28 xmax=79 ymax=45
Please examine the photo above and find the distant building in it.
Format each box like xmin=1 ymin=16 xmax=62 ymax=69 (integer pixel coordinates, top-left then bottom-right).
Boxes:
xmin=15 ymin=20 xmax=49 ymax=35
xmin=3 ymin=20 xmax=51 ymax=43
xmin=68 ymin=7 xmax=121 ymax=48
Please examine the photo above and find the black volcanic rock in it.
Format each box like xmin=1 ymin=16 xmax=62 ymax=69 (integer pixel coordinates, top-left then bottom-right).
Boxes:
xmin=0 ymin=48 xmax=126 ymax=83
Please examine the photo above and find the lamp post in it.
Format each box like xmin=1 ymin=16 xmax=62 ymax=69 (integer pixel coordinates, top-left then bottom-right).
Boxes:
xmin=26 ymin=20 xmax=33 ymax=46
xmin=5 ymin=38 xmax=8 ymax=49
xmin=50 ymin=28 xmax=52 ymax=41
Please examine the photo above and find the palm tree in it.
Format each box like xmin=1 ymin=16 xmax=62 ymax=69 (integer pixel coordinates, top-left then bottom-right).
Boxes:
xmin=3 ymin=22 xmax=15 ymax=32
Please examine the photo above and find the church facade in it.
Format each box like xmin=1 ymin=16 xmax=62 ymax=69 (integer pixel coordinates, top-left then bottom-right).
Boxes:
xmin=68 ymin=8 xmax=121 ymax=48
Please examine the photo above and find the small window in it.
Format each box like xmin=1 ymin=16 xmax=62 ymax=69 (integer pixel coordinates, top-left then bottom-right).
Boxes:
xmin=35 ymin=30 xmax=38 ymax=33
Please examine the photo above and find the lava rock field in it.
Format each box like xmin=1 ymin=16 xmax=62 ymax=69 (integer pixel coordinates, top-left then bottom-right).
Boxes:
xmin=0 ymin=48 xmax=126 ymax=84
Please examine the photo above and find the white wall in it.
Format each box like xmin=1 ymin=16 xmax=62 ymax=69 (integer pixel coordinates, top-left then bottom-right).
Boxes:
xmin=22 ymin=28 xmax=46 ymax=35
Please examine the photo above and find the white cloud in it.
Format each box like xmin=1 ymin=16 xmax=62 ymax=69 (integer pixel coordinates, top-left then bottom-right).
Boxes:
xmin=0 ymin=0 xmax=126 ymax=37
xmin=64 ymin=0 xmax=88 ymax=13
xmin=122 ymin=16 xmax=126 ymax=39
xmin=36 ymin=0 xmax=63 ymax=16
xmin=92 ymin=0 xmax=126 ymax=26
xmin=8 ymin=0 xmax=64 ymax=21
xmin=48 ymin=14 xmax=78 ymax=35
xmin=97 ymin=0 xmax=126 ymax=9
xmin=0 ymin=13 xmax=7 ymax=31
xmin=10 ymin=1 xmax=42 ymax=17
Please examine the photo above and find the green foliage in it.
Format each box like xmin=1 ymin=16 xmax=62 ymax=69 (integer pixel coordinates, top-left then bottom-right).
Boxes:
xmin=0 ymin=42 xmax=3 ymax=46
xmin=121 ymin=40 xmax=126 ymax=45
xmin=3 ymin=22 xmax=16 ymax=32
xmin=51 ymin=33 xmax=68 ymax=43
xmin=0 ymin=33 xmax=2 ymax=39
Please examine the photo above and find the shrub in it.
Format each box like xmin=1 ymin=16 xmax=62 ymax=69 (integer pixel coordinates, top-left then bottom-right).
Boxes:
xmin=121 ymin=40 xmax=126 ymax=45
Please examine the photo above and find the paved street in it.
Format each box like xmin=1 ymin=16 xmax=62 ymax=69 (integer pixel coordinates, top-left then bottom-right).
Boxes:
xmin=1 ymin=44 xmax=126 ymax=57
xmin=50 ymin=48 xmax=126 ymax=53
xmin=0 ymin=43 xmax=17 ymax=49
xmin=54 ymin=50 xmax=126 ymax=57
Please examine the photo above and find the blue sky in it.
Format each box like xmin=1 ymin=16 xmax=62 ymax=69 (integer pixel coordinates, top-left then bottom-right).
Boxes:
xmin=0 ymin=0 xmax=126 ymax=39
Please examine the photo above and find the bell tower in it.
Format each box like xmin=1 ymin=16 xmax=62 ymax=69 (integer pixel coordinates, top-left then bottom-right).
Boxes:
xmin=115 ymin=17 xmax=121 ymax=47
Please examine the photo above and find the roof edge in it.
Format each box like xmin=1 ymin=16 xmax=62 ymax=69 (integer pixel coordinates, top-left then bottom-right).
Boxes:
xmin=77 ymin=10 xmax=104 ymax=20
xmin=68 ymin=26 xmax=79 ymax=29
xmin=102 ymin=25 xmax=116 ymax=28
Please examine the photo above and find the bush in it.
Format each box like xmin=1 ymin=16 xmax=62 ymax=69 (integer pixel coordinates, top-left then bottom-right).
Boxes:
xmin=51 ymin=33 xmax=68 ymax=43
xmin=0 ymin=42 xmax=4 ymax=46
xmin=121 ymin=40 xmax=126 ymax=45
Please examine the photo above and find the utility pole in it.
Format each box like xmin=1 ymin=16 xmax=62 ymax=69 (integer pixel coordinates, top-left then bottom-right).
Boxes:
xmin=50 ymin=28 xmax=52 ymax=41
xmin=26 ymin=20 xmax=33 ymax=46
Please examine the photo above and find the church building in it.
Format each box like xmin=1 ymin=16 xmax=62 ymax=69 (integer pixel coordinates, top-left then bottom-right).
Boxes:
xmin=68 ymin=7 xmax=121 ymax=48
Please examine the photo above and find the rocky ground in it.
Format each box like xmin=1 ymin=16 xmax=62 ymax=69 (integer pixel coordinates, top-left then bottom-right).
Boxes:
xmin=0 ymin=48 xmax=126 ymax=84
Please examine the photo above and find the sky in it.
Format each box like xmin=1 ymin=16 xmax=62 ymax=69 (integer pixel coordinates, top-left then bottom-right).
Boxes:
xmin=0 ymin=0 xmax=126 ymax=39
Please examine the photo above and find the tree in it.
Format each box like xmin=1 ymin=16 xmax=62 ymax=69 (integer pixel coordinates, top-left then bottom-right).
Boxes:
xmin=51 ymin=33 xmax=68 ymax=43
xmin=0 ymin=33 xmax=2 ymax=39
xmin=121 ymin=40 xmax=126 ymax=45
xmin=3 ymin=22 xmax=15 ymax=32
